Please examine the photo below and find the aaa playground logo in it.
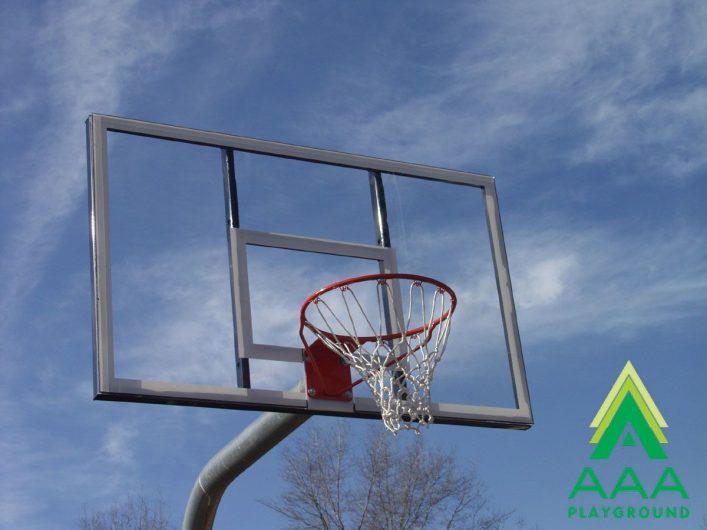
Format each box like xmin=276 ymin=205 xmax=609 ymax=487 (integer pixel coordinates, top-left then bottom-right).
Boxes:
xmin=568 ymin=361 xmax=689 ymax=521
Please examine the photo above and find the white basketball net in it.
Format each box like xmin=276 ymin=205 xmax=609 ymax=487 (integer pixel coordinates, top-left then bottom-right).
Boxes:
xmin=302 ymin=275 xmax=455 ymax=434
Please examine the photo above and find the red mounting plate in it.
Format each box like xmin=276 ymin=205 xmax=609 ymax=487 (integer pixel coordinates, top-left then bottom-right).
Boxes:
xmin=304 ymin=339 xmax=353 ymax=401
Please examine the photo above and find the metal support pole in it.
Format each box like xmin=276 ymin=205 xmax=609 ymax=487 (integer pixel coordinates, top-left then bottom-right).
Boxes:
xmin=182 ymin=405 xmax=309 ymax=529
xmin=368 ymin=171 xmax=406 ymax=395
xmin=368 ymin=170 xmax=391 ymax=248
xmin=368 ymin=171 xmax=392 ymax=316
xmin=222 ymin=148 xmax=250 ymax=388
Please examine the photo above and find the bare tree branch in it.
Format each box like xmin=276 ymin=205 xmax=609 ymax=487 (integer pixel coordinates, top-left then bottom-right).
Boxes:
xmin=264 ymin=422 xmax=520 ymax=530
xmin=78 ymin=494 xmax=174 ymax=530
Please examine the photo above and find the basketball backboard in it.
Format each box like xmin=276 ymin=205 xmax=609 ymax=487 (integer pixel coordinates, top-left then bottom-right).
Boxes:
xmin=86 ymin=113 xmax=532 ymax=429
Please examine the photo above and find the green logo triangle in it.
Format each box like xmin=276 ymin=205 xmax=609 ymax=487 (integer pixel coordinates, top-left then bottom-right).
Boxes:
xmin=590 ymin=362 xmax=668 ymax=460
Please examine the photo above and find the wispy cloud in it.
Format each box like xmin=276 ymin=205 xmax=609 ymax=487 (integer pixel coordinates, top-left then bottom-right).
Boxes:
xmin=113 ymin=246 xmax=237 ymax=385
xmin=0 ymin=93 xmax=34 ymax=115
xmin=101 ymin=421 xmax=138 ymax=465
xmin=0 ymin=396 xmax=136 ymax=528
xmin=510 ymin=225 xmax=707 ymax=345
xmin=0 ymin=406 xmax=45 ymax=527
xmin=313 ymin=1 xmax=707 ymax=179
xmin=110 ymin=216 xmax=707 ymax=390
xmin=0 ymin=0 xmax=276 ymax=341
xmin=110 ymin=243 xmax=377 ymax=390
xmin=0 ymin=4 xmax=278 ymax=523
xmin=380 ymin=219 xmax=707 ymax=376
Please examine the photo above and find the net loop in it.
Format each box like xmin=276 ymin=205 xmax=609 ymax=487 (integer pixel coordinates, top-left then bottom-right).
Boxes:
xmin=299 ymin=273 xmax=456 ymax=434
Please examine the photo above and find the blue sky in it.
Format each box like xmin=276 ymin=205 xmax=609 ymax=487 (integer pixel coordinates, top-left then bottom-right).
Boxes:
xmin=1 ymin=1 xmax=706 ymax=529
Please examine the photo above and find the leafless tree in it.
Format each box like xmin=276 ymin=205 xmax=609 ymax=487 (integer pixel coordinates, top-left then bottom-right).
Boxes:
xmin=264 ymin=423 xmax=522 ymax=530
xmin=78 ymin=494 xmax=175 ymax=530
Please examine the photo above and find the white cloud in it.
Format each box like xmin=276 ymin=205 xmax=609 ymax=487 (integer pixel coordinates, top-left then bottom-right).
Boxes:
xmin=109 ymin=243 xmax=378 ymax=390
xmin=315 ymin=1 xmax=707 ymax=179
xmin=0 ymin=93 xmax=34 ymax=115
xmin=0 ymin=406 xmax=46 ymax=527
xmin=572 ymin=87 xmax=707 ymax=179
xmin=0 ymin=396 xmax=120 ymax=527
xmin=0 ymin=491 xmax=39 ymax=529
xmin=0 ymin=6 xmax=278 ymax=521
xmin=102 ymin=421 xmax=138 ymax=465
xmin=142 ymin=221 xmax=702 ymax=388
xmin=510 ymin=225 xmax=707 ymax=344
xmin=517 ymin=255 xmax=577 ymax=308
xmin=112 ymin=246 xmax=236 ymax=385
xmin=0 ymin=0 xmax=276 ymax=342
xmin=378 ymin=219 xmax=707 ymax=377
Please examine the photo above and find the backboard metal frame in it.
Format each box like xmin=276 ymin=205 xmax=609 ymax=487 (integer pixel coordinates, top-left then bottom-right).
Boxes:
xmin=87 ymin=113 xmax=533 ymax=429
xmin=231 ymin=228 xmax=399 ymax=365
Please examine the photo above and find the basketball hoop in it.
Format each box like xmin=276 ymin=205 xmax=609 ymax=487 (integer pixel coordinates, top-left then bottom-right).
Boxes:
xmin=299 ymin=273 xmax=457 ymax=434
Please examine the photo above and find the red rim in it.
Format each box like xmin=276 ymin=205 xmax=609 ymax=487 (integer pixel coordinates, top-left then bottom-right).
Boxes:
xmin=299 ymin=272 xmax=457 ymax=346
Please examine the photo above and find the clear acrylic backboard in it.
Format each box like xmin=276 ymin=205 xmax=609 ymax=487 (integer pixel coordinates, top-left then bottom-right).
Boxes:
xmin=87 ymin=114 xmax=532 ymax=429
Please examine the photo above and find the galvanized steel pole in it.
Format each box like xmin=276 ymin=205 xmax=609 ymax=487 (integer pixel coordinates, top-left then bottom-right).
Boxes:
xmin=182 ymin=408 xmax=309 ymax=529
